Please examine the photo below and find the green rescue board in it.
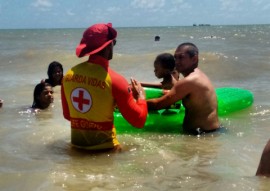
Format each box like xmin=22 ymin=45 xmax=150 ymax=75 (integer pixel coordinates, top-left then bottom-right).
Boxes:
xmin=114 ymin=87 xmax=254 ymax=134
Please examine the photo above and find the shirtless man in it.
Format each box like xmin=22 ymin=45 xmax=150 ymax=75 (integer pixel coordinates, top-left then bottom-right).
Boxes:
xmin=147 ymin=42 xmax=219 ymax=134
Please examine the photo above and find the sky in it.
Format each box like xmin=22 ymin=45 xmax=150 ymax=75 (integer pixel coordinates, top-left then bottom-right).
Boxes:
xmin=0 ymin=0 xmax=270 ymax=29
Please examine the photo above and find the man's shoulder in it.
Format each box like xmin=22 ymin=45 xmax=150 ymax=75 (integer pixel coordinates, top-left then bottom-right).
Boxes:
xmin=186 ymin=69 xmax=208 ymax=82
xmin=174 ymin=71 xmax=207 ymax=91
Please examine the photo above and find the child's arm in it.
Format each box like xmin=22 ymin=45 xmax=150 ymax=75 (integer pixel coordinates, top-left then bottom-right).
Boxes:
xmin=140 ymin=82 xmax=162 ymax=88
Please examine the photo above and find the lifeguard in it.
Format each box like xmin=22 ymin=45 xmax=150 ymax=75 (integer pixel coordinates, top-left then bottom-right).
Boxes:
xmin=61 ymin=23 xmax=148 ymax=151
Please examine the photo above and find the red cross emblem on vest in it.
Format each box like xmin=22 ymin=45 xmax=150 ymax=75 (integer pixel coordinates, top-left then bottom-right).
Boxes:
xmin=71 ymin=88 xmax=92 ymax=113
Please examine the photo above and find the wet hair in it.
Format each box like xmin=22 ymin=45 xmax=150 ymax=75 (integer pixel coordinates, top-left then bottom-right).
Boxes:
xmin=177 ymin=42 xmax=199 ymax=58
xmin=155 ymin=53 xmax=175 ymax=71
xmin=47 ymin=61 xmax=63 ymax=80
xmin=32 ymin=82 xmax=52 ymax=108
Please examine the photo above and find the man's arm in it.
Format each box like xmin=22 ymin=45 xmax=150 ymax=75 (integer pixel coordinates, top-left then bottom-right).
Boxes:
xmin=147 ymin=79 xmax=190 ymax=110
xmin=110 ymin=71 xmax=147 ymax=128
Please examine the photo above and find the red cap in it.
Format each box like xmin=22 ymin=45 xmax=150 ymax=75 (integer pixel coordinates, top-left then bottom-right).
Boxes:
xmin=76 ymin=23 xmax=117 ymax=58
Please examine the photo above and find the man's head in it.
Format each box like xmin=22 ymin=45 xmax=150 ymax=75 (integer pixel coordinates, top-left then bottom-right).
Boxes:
xmin=76 ymin=23 xmax=117 ymax=59
xmin=174 ymin=42 xmax=199 ymax=76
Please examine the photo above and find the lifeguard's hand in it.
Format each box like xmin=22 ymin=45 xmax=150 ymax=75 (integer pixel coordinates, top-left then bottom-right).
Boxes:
xmin=130 ymin=77 xmax=146 ymax=100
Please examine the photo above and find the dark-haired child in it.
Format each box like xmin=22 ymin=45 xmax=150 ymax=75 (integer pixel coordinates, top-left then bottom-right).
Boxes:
xmin=43 ymin=61 xmax=63 ymax=87
xmin=141 ymin=53 xmax=179 ymax=90
xmin=32 ymin=82 xmax=54 ymax=109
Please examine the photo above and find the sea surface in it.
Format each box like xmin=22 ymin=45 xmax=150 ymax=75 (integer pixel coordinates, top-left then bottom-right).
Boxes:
xmin=0 ymin=25 xmax=270 ymax=190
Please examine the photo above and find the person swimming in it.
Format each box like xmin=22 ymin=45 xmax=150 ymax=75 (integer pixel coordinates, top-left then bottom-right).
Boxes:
xmin=32 ymin=82 xmax=54 ymax=109
xmin=0 ymin=99 xmax=3 ymax=108
xmin=43 ymin=61 xmax=63 ymax=87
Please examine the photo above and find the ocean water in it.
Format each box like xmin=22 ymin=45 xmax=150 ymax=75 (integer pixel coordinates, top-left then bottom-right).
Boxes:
xmin=0 ymin=25 xmax=270 ymax=190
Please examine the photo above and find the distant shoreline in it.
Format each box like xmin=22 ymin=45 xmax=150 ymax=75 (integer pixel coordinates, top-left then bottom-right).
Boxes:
xmin=0 ymin=23 xmax=270 ymax=30
xmin=193 ymin=24 xmax=211 ymax=26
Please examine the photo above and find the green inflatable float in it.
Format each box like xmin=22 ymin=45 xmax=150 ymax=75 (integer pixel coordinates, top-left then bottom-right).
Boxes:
xmin=114 ymin=87 xmax=254 ymax=134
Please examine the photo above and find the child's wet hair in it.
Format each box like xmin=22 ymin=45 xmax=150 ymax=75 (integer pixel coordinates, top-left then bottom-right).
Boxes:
xmin=155 ymin=53 xmax=175 ymax=71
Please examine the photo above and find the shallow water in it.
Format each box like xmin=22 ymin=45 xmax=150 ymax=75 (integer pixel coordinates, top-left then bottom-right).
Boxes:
xmin=1 ymin=25 xmax=270 ymax=190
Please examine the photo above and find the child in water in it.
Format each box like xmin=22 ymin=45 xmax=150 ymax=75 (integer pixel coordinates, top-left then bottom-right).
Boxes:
xmin=43 ymin=61 xmax=63 ymax=87
xmin=141 ymin=53 xmax=180 ymax=110
xmin=141 ymin=53 xmax=179 ymax=90
xmin=32 ymin=82 xmax=54 ymax=109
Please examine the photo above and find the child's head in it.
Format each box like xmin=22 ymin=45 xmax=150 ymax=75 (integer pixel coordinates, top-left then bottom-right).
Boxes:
xmin=32 ymin=82 xmax=54 ymax=109
xmin=154 ymin=53 xmax=175 ymax=79
xmin=47 ymin=61 xmax=63 ymax=86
